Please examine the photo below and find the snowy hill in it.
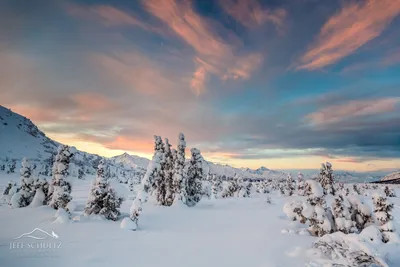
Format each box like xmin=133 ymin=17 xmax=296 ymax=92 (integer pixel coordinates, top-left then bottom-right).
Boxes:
xmin=381 ymin=171 xmax=400 ymax=182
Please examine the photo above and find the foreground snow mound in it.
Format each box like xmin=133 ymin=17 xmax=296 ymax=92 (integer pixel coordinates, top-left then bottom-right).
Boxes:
xmin=54 ymin=208 xmax=70 ymax=224
xmin=310 ymin=232 xmax=389 ymax=267
xmin=29 ymin=188 xmax=45 ymax=208
xmin=120 ymin=217 xmax=137 ymax=231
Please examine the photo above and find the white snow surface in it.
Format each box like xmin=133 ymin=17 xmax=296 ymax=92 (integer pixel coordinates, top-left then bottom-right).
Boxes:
xmin=1 ymin=174 xmax=400 ymax=267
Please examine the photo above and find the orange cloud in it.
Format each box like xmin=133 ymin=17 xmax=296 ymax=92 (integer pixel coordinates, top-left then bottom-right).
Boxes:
xmin=296 ymin=0 xmax=400 ymax=70
xmin=71 ymin=92 xmax=114 ymax=111
xmin=219 ymin=0 xmax=286 ymax=31
xmin=143 ymin=0 xmax=263 ymax=94
xmin=306 ymin=98 xmax=400 ymax=125
xmin=7 ymin=104 xmax=61 ymax=123
xmin=190 ymin=66 xmax=207 ymax=95
xmin=90 ymin=51 xmax=179 ymax=95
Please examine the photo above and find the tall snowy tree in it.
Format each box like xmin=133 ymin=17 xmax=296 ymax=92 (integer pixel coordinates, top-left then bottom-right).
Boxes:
xmin=18 ymin=158 xmax=36 ymax=207
xmin=317 ymin=162 xmax=335 ymax=195
xmin=211 ymin=174 xmax=223 ymax=199
xmin=142 ymin=136 xmax=164 ymax=201
xmin=286 ymin=173 xmax=295 ymax=196
xmin=173 ymin=133 xmax=186 ymax=204
xmin=163 ymin=138 xmax=175 ymax=206
xmin=153 ymin=136 xmax=167 ymax=205
xmin=184 ymin=148 xmax=204 ymax=207
xmin=85 ymin=159 xmax=123 ymax=220
xmin=48 ymin=145 xmax=74 ymax=210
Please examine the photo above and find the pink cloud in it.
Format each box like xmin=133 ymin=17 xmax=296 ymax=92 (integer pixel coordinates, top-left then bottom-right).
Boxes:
xmin=219 ymin=0 xmax=287 ymax=31
xmin=143 ymin=0 xmax=263 ymax=94
xmin=306 ymin=98 xmax=400 ymax=125
xmin=295 ymin=0 xmax=400 ymax=70
xmin=90 ymin=51 xmax=182 ymax=95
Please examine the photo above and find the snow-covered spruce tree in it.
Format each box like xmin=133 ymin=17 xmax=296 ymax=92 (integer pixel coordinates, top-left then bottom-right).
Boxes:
xmin=211 ymin=175 xmax=223 ymax=199
xmin=286 ymin=173 xmax=295 ymax=196
xmin=18 ymin=158 xmax=36 ymax=207
xmin=238 ymin=178 xmax=251 ymax=198
xmin=153 ymin=136 xmax=167 ymax=205
xmin=372 ymin=194 xmax=396 ymax=243
xmin=222 ymin=179 xmax=239 ymax=198
xmin=142 ymin=136 xmax=164 ymax=202
xmin=184 ymin=148 xmax=204 ymax=207
xmin=347 ymin=196 xmax=374 ymax=232
xmin=173 ymin=133 xmax=186 ymax=204
xmin=163 ymin=138 xmax=175 ymax=206
xmin=352 ymin=184 xmax=361 ymax=195
xmin=331 ymin=195 xmax=356 ymax=234
xmin=48 ymin=145 xmax=74 ymax=210
xmin=127 ymin=136 xmax=165 ymax=229
xmin=317 ymin=162 xmax=335 ymax=195
xmin=384 ymin=186 xmax=396 ymax=197
xmin=85 ymin=159 xmax=123 ymax=220
xmin=2 ymin=181 xmax=13 ymax=197
xmin=303 ymin=180 xmax=335 ymax=237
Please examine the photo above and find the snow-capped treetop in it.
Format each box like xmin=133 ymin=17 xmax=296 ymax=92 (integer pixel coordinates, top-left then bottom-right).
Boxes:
xmin=305 ymin=180 xmax=324 ymax=198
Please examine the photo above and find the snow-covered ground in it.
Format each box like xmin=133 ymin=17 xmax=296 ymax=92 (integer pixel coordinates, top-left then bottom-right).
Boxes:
xmin=1 ymin=175 xmax=400 ymax=267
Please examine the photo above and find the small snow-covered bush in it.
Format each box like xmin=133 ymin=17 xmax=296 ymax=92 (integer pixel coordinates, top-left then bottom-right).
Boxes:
xmin=384 ymin=186 xmax=396 ymax=197
xmin=348 ymin=196 xmax=374 ymax=232
xmin=331 ymin=195 xmax=356 ymax=234
xmin=372 ymin=194 xmax=397 ymax=243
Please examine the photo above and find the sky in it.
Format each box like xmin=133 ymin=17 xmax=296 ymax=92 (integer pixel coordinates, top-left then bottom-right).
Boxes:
xmin=1 ymin=0 xmax=400 ymax=171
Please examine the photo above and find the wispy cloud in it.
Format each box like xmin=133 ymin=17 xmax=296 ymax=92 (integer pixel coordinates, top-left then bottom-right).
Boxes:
xmin=66 ymin=4 xmax=162 ymax=33
xmin=306 ymin=97 xmax=400 ymax=125
xmin=219 ymin=0 xmax=287 ymax=32
xmin=295 ymin=0 xmax=400 ymax=70
xmin=143 ymin=0 xmax=263 ymax=94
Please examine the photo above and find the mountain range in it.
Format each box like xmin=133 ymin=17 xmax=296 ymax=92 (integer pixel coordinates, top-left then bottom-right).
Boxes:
xmin=0 ymin=105 xmax=395 ymax=183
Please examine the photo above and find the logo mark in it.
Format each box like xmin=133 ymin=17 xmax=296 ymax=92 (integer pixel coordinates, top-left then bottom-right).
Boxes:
xmin=14 ymin=228 xmax=59 ymax=240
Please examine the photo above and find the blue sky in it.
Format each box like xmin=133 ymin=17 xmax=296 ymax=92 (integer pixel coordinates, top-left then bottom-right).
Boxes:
xmin=1 ymin=0 xmax=400 ymax=171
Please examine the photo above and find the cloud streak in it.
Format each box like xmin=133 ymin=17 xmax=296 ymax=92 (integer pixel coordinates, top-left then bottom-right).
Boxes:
xmin=219 ymin=0 xmax=287 ymax=31
xmin=306 ymin=98 xmax=400 ymax=125
xmin=296 ymin=0 xmax=400 ymax=70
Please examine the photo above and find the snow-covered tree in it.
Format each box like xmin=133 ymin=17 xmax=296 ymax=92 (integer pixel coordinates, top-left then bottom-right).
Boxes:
xmin=331 ymin=195 xmax=356 ymax=234
xmin=12 ymin=158 xmax=36 ymax=208
xmin=151 ymin=136 xmax=167 ymax=205
xmin=48 ymin=145 xmax=74 ymax=210
xmin=184 ymin=148 xmax=204 ymax=207
xmin=221 ymin=179 xmax=239 ymax=198
xmin=238 ymin=179 xmax=252 ymax=198
xmin=384 ymin=186 xmax=396 ymax=197
xmin=286 ymin=173 xmax=295 ymax=196
xmin=163 ymin=138 xmax=175 ymax=206
xmin=142 ymin=136 xmax=164 ymax=202
xmin=2 ymin=181 xmax=14 ymax=197
xmin=85 ymin=159 xmax=123 ymax=220
xmin=372 ymin=194 xmax=396 ymax=243
xmin=352 ymin=184 xmax=361 ymax=195
xmin=317 ymin=162 xmax=335 ymax=195
xmin=348 ymin=196 xmax=373 ymax=232
xmin=173 ymin=133 xmax=186 ymax=204
xmin=211 ymin=175 xmax=223 ymax=199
